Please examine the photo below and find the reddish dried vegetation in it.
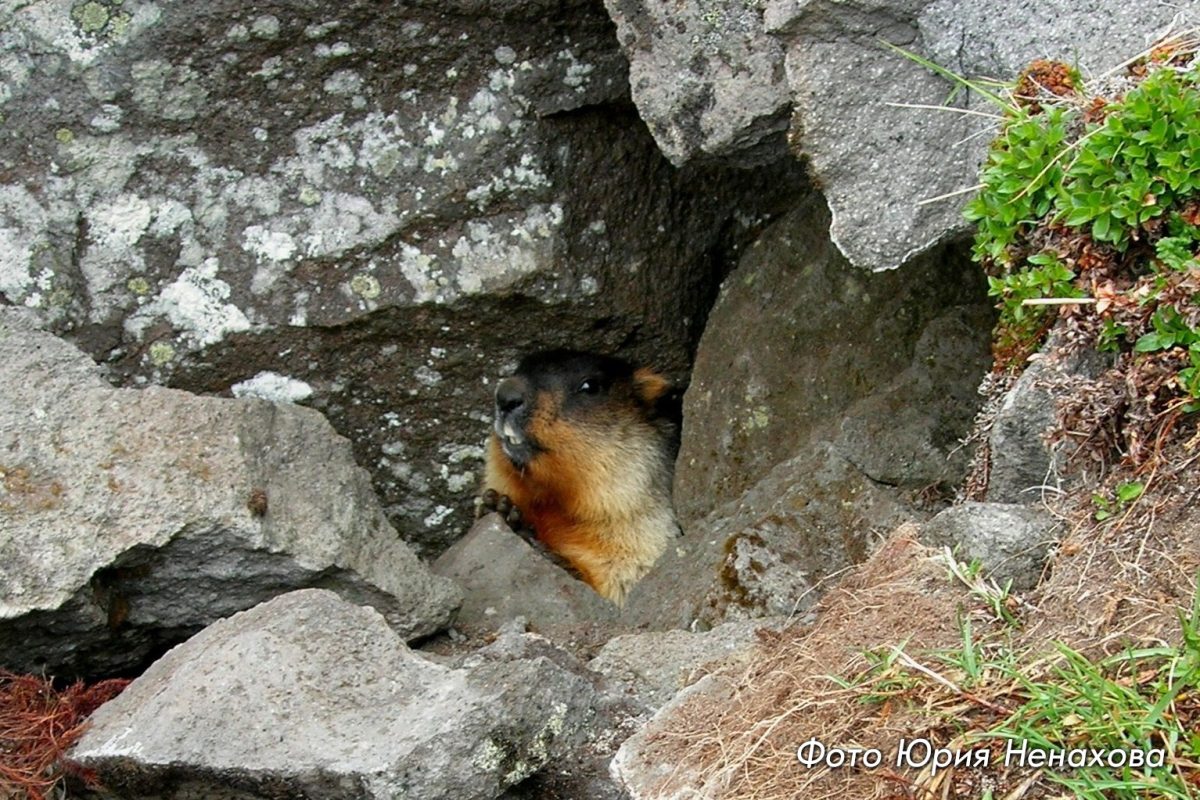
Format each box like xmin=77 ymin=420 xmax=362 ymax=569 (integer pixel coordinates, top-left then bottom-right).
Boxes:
xmin=0 ymin=672 xmax=127 ymax=800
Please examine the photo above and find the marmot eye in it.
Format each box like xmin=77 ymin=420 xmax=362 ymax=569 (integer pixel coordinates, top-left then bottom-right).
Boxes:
xmin=578 ymin=377 xmax=603 ymax=395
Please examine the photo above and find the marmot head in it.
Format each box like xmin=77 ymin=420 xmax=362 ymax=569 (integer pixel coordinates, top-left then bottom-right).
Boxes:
xmin=492 ymin=349 xmax=670 ymax=471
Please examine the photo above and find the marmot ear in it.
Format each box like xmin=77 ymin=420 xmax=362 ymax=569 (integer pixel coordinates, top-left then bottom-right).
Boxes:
xmin=633 ymin=367 xmax=670 ymax=406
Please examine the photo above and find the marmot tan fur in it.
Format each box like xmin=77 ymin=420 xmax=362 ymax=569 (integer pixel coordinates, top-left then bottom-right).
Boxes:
xmin=481 ymin=350 xmax=680 ymax=605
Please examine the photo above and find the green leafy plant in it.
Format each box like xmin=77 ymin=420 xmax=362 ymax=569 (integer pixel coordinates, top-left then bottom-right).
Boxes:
xmin=1057 ymin=68 xmax=1200 ymax=249
xmin=1135 ymin=307 xmax=1200 ymax=353
xmin=1092 ymin=480 xmax=1145 ymax=521
xmin=964 ymin=109 xmax=1070 ymax=266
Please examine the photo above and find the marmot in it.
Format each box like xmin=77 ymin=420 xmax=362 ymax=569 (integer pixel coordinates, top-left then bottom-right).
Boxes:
xmin=479 ymin=349 xmax=681 ymax=605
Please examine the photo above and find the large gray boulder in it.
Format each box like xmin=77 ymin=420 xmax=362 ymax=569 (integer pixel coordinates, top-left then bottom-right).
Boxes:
xmin=71 ymin=589 xmax=596 ymax=800
xmin=620 ymin=198 xmax=990 ymax=630
xmin=0 ymin=310 xmax=460 ymax=677
xmin=673 ymin=195 xmax=990 ymax=526
xmin=768 ymin=0 xmax=1185 ymax=270
xmin=602 ymin=0 xmax=791 ymax=165
xmin=0 ymin=0 xmax=806 ymax=556
xmin=432 ymin=514 xmax=619 ymax=633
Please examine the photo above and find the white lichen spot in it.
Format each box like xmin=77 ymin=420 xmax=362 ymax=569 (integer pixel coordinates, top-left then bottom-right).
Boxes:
xmin=494 ymin=45 xmax=517 ymax=65
xmin=443 ymin=444 xmax=485 ymax=464
xmin=226 ymin=23 xmax=250 ymax=41
xmin=323 ymin=69 xmax=362 ymax=95
xmin=580 ymin=276 xmax=599 ymax=295
xmin=314 ymin=41 xmax=353 ymax=57
xmin=349 ymin=273 xmax=381 ymax=300
xmin=423 ymin=505 xmax=452 ymax=527
xmin=253 ymin=126 xmax=269 ymax=141
xmin=253 ymin=56 xmax=284 ymax=79
xmin=300 ymin=192 xmax=400 ymax=259
xmin=403 ymin=63 xmax=418 ymax=77
xmin=88 ymin=104 xmax=123 ymax=132
xmin=147 ymin=199 xmax=191 ymax=237
xmin=304 ymin=21 xmax=340 ymax=39
xmin=415 ymin=365 xmax=442 ymax=387
xmin=444 ymin=469 xmax=473 ymax=493
xmin=231 ymin=371 xmax=314 ymax=403
xmin=90 ymin=193 xmax=153 ymax=251
xmin=451 ymin=205 xmax=562 ymax=297
xmin=242 ymin=225 xmax=296 ymax=262
xmin=558 ymin=49 xmax=595 ymax=90
xmin=251 ymin=15 xmax=281 ymax=39
xmin=397 ymin=242 xmax=438 ymax=303
xmin=430 ymin=346 xmax=447 ymax=359
xmin=423 ymin=122 xmax=445 ymax=147
xmin=129 ymin=258 xmax=251 ymax=347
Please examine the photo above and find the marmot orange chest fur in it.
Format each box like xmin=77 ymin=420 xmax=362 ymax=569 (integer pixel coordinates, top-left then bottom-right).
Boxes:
xmin=482 ymin=350 xmax=680 ymax=605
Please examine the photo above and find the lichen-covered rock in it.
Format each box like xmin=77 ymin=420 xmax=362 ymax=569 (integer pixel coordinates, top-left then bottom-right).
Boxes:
xmin=690 ymin=442 xmax=919 ymax=626
xmin=674 ymin=195 xmax=989 ymax=525
xmin=71 ymin=589 xmax=596 ymax=800
xmin=0 ymin=310 xmax=460 ymax=678
xmin=921 ymin=502 xmax=1058 ymax=590
xmin=432 ymin=513 xmax=619 ymax=633
xmin=0 ymin=0 xmax=806 ymax=555
xmin=633 ymin=195 xmax=991 ymax=629
xmin=766 ymin=0 xmax=1184 ymax=271
xmin=602 ymin=0 xmax=791 ymax=165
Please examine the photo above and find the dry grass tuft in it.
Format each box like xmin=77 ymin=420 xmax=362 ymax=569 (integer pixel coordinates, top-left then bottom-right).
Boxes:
xmin=0 ymin=672 xmax=127 ymax=800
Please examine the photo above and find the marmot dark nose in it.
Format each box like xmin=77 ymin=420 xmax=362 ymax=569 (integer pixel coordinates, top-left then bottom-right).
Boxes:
xmin=495 ymin=377 xmax=527 ymax=416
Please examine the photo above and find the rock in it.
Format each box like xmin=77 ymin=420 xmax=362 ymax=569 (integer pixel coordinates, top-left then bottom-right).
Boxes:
xmin=691 ymin=442 xmax=920 ymax=626
xmin=589 ymin=620 xmax=769 ymax=712
xmin=922 ymin=502 xmax=1058 ymax=590
xmin=673 ymin=195 xmax=989 ymax=527
xmin=602 ymin=0 xmax=790 ymax=165
xmin=432 ymin=514 xmax=619 ymax=634
xmin=609 ymin=672 xmax=737 ymax=796
xmin=766 ymin=0 xmax=1184 ymax=270
xmin=622 ymin=198 xmax=990 ymax=630
xmin=71 ymin=589 xmax=596 ymax=800
xmin=986 ymin=338 xmax=1113 ymax=502
xmin=468 ymin=621 xmax=642 ymax=800
xmin=0 ymin=310 xmax=460 ymax=678
xmin=0 ymin=0 xmax=807 ymax=556
xmin=624 ymin=441 xmax=920 ymax=631
xmin=834 ymin=304 xmax=995 ymax=487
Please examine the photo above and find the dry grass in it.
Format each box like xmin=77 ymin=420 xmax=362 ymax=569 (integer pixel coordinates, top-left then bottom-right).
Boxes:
xmin=630 ymin=426 xmax=1200 ymax=799
xmin=0 ymin=672 xmax=127 ymax=800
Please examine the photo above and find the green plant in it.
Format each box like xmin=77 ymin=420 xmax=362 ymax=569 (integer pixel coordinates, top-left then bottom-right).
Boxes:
xmin=965 ymin=109 xmax=1071 ymax=266
xmin=1135 ymin=307 xmax=1200 ymax=353
xmin=1092 ymin=480 xmax=1145 ymax=521
xmin=1059 ymin=68 xmax=1200 ymax=249
xmin=984 ymin=586 xmax=1200 ymax=799
xmin=1176 ymin=344 xmax=1200 ymax=410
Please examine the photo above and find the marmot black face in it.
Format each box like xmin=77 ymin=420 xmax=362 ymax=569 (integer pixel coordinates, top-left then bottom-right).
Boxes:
xmin=491 ymin=350 xmax=637 ymax=469
xmin=481 ymin=349 xmax=681 ymax=604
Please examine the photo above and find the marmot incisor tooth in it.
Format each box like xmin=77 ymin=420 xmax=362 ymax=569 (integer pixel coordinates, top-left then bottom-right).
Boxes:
xmin=480 ymin=349 xmax=681 ymax=605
